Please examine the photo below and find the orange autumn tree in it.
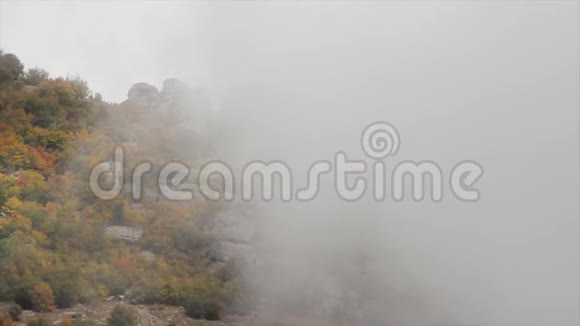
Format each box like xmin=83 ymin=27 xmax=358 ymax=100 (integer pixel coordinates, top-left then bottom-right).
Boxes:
xmin=29 ymin=282 xmax=56 ymax=312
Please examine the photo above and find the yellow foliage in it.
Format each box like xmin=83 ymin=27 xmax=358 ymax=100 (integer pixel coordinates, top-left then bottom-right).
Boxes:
xmin=1 ymin=197 xmax=22 ymax=214
xmin=0 ymin=214 xmax=32 ymax=234
xmin=37 ymin=80 xmax=77 ymax=107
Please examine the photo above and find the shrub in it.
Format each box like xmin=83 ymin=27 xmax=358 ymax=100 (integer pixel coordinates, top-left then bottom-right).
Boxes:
xmin=26 ymin=319 xmax=50 ymax=326
xmin=7 ymin=304 xmax=21 ymax=321
xmin=184 ymin=292 xmax=223 ymax=321
xmin=108 ymin=305 xmax=138 ymax=326
xmin=70 ymin=320 xmax=98 ymax=326
xmin=60 ymin=319 xmax=98 ymax=326
xmin=46 ymin=270 xmax=83 ymax=309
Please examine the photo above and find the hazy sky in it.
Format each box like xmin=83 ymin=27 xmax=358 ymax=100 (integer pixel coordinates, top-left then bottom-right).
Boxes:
xmin=1 ymin=1 xmax=579 ymax=325
xmin=0 ymin=1 xmax=211 ymax=101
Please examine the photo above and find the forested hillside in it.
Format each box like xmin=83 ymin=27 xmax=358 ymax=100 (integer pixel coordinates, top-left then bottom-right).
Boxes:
xmin=0 ymin=50 xmax=244 ymax=325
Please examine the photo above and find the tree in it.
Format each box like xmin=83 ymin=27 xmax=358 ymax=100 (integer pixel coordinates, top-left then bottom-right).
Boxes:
xmin=32 ymin=128 xmax=70 ymax=152
xmin=24 ymin=95 xmax=63 ymax=129
xmin=46 ymin=267 xmax=83 ymax=308
xmin=29 ymin=282 xmax=55 ymax=312
xmin=22 ymin=68 xmax=49 ymax=86
xmin=110 ymin=202 xmax=125 ymax=225
xmin=37 ymin=80 xmax=77 ymax=107
xmin=0 ymin=51 xmax=24 ymax=84
xmin=0 ymin=173 xmax=19 ymax=208
xmin=108 ymin=305 xmax=138 ymax=326
xmin=16 ymin=170 xmax=49 ymax=203
xmin=65 ymin=75 xmax=91 ymax=101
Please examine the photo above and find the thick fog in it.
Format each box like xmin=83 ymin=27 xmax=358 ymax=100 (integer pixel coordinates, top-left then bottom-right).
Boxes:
xmin=206 ymin=3 xmax=579 ymax=325
xmin=2 ymin=1 xmax=578 ymax=325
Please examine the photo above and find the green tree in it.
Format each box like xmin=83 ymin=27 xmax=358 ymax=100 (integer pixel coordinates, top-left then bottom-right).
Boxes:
xmin=0 ymin=51 xmax=24 ymax=84
xmin=21 ymin=68 xmax=49 ymax=86
xmin=25 ymin=95 xmax=63 ymax=129
xmin=17 ymin=170 xmax=49 ymax=203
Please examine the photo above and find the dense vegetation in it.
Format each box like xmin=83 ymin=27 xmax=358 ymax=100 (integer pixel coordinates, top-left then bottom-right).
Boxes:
xmin=0 ymin=50 xmax=243 ymax=324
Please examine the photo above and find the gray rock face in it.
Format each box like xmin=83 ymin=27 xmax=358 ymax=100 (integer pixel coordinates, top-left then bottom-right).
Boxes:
xmin=105 ymin=226 xmax=144 ymax=243
xmin=139 ymin=250 xmax=157 ymax=263
xmin=127 ymin=82 xmax=159 ymax=108
xmin=210 ymin=204 xmax=257 ymax=266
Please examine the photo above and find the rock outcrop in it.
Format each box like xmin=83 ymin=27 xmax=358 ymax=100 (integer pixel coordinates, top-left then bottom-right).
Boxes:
xmin=105 ymin=226 xmax=144 ymax=243
xmin=127 ymin=82 xmax=159 ymax=108
xmin=209 ymin=204 xmax=257 ymax=267
xmin=123 ymin=79 xmax=212 ymax=135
